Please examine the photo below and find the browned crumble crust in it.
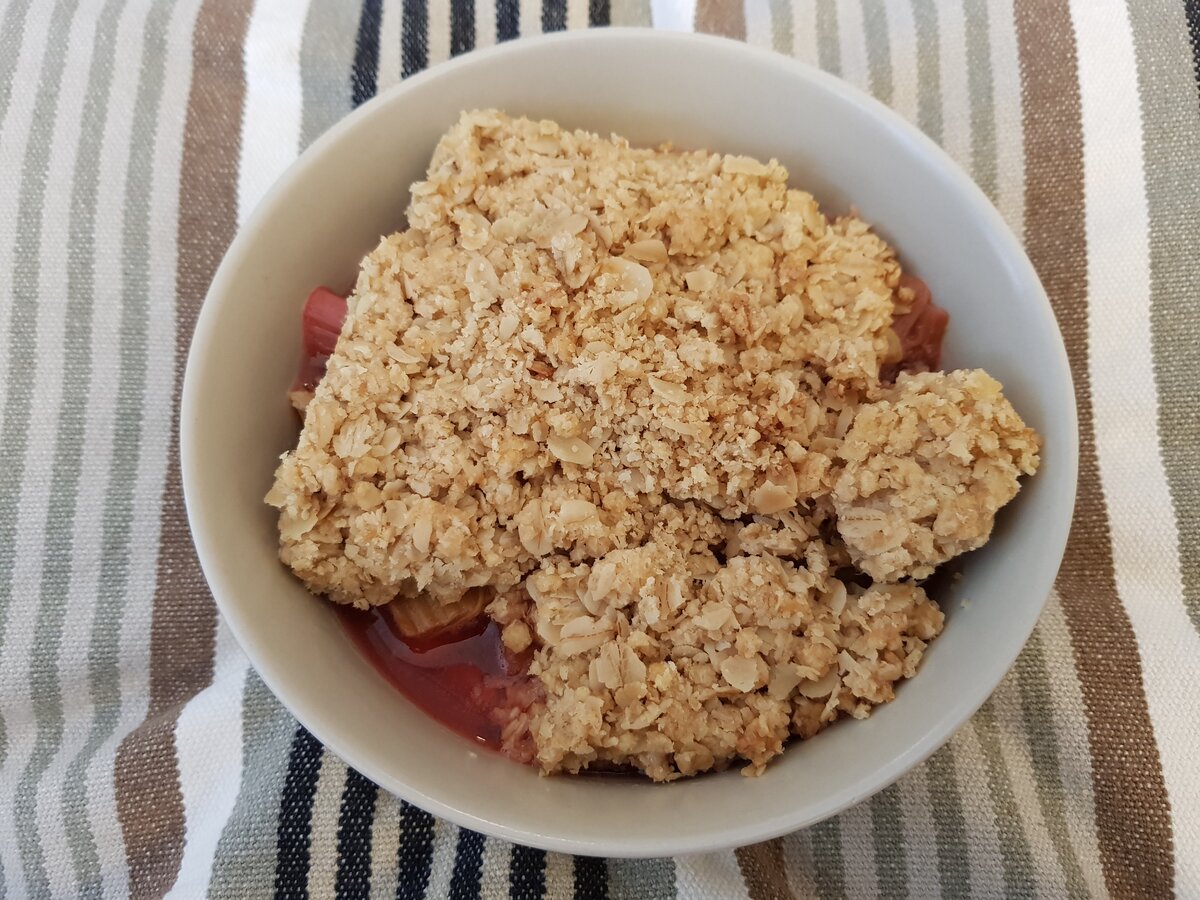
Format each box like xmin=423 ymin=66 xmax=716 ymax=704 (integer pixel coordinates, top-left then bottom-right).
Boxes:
xmin=266 ymin=111 xmax=1041 ymax=780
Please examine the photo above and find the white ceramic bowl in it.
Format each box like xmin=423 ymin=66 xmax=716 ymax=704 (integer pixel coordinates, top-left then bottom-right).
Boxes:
xmin=182 ymin=29 xmax=1077 ymax=857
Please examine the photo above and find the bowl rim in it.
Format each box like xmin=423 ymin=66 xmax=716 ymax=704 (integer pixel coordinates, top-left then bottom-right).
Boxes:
xmin=182 ymin=26 xmax=1079 ymax=856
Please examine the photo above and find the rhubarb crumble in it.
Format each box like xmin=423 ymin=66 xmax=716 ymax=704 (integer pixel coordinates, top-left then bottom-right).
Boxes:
xmin=265 ymin=110 xmax=1041 ymax=781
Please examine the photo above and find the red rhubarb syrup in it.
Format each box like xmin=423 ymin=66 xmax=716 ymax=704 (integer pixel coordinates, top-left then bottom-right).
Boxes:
xmin=336 ymin=606 xmax=531 ymax=752
xmin=883 ymin=274 xmax=950 ymax=381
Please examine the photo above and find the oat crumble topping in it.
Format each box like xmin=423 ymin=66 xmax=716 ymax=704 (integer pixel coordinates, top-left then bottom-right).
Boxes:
xmin=266 ymin=110 xmax=1041 ymax=780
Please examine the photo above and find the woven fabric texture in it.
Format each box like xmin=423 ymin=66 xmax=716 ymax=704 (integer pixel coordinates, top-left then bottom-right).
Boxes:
xmin=0 ymin=0 xmax=1197 ymax=897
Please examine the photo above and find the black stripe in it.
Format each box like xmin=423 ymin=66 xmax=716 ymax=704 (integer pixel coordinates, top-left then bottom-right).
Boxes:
xmin=542 ymin=0 xmax=566 ymax=32
xmin=401 ymin=0 xmax=429 ymax=78
xmin=509 ymin=845 xmax=546 ymax=899
xmin=1186 ymin=0 xmax=1200 ymax=107
xmin=572 ymin=856 xmax=608 ymax=900
xmin=451 ymin=0 xmax=475 ymax=57
xmin=395 ymin=802 xmax=435 ymax=900
xmin=447 ymin=829 xmax=486 ymax=899
xmin=274 ymin=728 xmax=326 ymax=900
xmin=497 ymin=0 xmax=520 ymax=41
xmin=588 ymin=0 xmax=611 ymax=27
xmin=351 ymin=0 xmax=385 ymax=107
xmin=334 ymin=768 xmax=380 ymax=899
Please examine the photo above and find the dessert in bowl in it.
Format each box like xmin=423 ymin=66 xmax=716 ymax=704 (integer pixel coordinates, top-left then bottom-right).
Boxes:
xmin=182 ymin=30 xmax=1076 ymax=856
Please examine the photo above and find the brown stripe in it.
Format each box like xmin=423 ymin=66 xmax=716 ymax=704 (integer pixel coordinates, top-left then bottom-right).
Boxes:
xmin=1012 ymin=2 xmax=1175 ymax=898
xmin=736 ymin=839 xmax=796 ymax=900
xmin=113 ymin=0 xmax=253 ymax=896
xmin=694 ymin=0 xmax=746 ymax=40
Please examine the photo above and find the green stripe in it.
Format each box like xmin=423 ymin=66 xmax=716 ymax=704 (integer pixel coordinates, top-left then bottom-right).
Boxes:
xmin=815 ymin=0 xmax=840 ymax=75
xmin=607 ymin=857 xmax=675 ymax=899
xmin=0 ymin=0 xmax=33 ymax=127
xmin=206 ymin=676 xmax=300 ymax=899
xmin=0 ymin=0 xmax=82 ymax=793
xmin=963 ymin=0 xmax=997 ymax=201
xmin=860 ymin=0 xmax=893 ymax=106
xmin=13 ymin=0 xmax=125 ymax=895
xmin=1013 ymin=632 xmax=1092 ymax=899
xmin=809 ymin=818 xmax=846 ymax=900
xmin=61 ymin=1 xmax=178 ymax=894
xmin=970 ymin=703 xmax=1038 ymax=896
xmin=910 ymin=0 xmax=943 ymax=143
xmin=1128 ymin=0 xmax=1200 ymax=637
xmin=0 ymin=0 xmax=58 ymax=767
xmin=609 ymin=0 xmax=651 ymax=27
xmin=868 ymin=784 xmax=908 ymax=899
xmin=10 ymin=0 xmax=86 ymax=880
xmin=923 ymin=745 xmax=970 ymax=899
xmin=894 ymin=770 xmax=942 ymax=897
xmin=768 ymin=0 xmax=792 ymax=55
xmin=300 ymin=0 xmax=362 ymax=150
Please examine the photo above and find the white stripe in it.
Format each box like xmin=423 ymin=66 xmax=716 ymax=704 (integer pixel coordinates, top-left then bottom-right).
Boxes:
xmin=567 ymin=0 xmax=589 ymax=31
xmin=542 ymin=850 xmax=573 ymax=899
xmin=0 ymin=3 xmax=100 ymax=894
xmin=937 ymin=0 xmax=971 ymax=172
xmin=0 ymin=3 xmax=102 ymax=897
xmin=238 ymin=0 xmax=312 ymax=220
xmin=1072 ymin=0 xmax=1200 ymax=890
xmin=743 ymin=0 xmax=772 ymax=48
xmin=304 ymin=753 xmax=347 ymax=900
xmin=428 ymin=0 xmax=451 ymax=64
xmin=790 ymin=0 xmax=817 ymax=66
xmin=83 ymin=0 xmax=205 ymax=894
xmin=165 ymin=623 xmax=248 ymax=899
xmin=1036 ymin=594 xmax=1109 ymax=898
xmin=367 ymin=798 xmax=400 ymax=900
xmin=423 ymin=818 xmax=461 ymax=899
xmin=986 ymin=0 xmax=1024 ymax=238
xmin=837 ymin=801 xmax=879 ymax=899
xmin=518 ymin=0 xmax=541 ymax=35
xmin=0 ymin=0 xmax=57 ymax=410
xmin=609 ymin=0 xmax=652 ymax=26
xmin=649 ymin=0 xmax=694 ymax=32
xmin=675 ymin=851 xmax=751 ymax=900
xmin=884 ymin=0 xmax=918 ymax=125
xmin=378 ymin=0 xmax=403 ymax=90
xmin=987 ymin=674 xmax=1071 ymax=897
xmin=950 ymin=728 xmax=1007 ymax=896
xmin=895 ymin=766 xmax=942 ymax=898
xmin=475 ymin=0 xmax=497 ymax=49
xmin=836 ymin=0 xmax=871 ymax=92
xmin=478 ymin=836 xmax=512 ymax=899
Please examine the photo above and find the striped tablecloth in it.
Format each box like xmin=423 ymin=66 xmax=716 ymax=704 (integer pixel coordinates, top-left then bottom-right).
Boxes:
xmin=0 ymin=0 xmax=1197 ymax=897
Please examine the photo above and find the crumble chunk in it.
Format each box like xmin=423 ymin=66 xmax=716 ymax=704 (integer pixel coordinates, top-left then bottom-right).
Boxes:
xmin=832 ymin=369 xmax=1041 ymax=582
xmin=266 ymin=110 xmax=904 ymax=607
xmin=494 ymin=539 xmax=943 ymax=781
xmin=266 ymin=110 xmax=1040 ymax=780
